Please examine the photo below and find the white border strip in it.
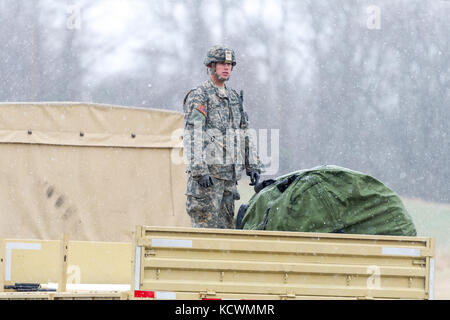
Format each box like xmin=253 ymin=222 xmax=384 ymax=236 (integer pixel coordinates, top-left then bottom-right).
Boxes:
xmin=381 ymin=247 xmax=420 ymax=256
xmin=134 ymin=246 xmax=141 ymax=290
xmin=44 ymin=283 xmax=130 ymax=292
xmin=155 ymin=291 xmax=177 ymax=299
xmin=5 ymin=242 xmax=42 ymax=281
xmin=429 ymin=258 xmax=435 ymax=300
xmin=151 ymin=239 xmax=192 ymax=248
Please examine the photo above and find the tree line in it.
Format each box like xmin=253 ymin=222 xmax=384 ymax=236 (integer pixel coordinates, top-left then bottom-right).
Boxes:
xmin=0 ymin=0 xmax=448 ymax=203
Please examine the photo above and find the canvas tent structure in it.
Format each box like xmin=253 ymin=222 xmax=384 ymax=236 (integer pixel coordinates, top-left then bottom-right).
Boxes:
xmin=0 ymin=102 xmax=190 ymax=242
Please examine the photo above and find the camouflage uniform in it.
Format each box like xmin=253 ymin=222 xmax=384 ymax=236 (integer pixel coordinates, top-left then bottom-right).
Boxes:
xmin=183 ymin=46 xmax=262 ymax=229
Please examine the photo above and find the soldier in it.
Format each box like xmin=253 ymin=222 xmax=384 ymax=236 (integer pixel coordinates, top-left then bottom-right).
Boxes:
xmin=183 ymin=45 xmax=263 ymax=229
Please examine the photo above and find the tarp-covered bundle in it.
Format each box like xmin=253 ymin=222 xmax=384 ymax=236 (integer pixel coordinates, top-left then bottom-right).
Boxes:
xmin=0 ymin=102 xmax=191 ymax=242
xmin=238 ymin=165 xmax=416 ymax=236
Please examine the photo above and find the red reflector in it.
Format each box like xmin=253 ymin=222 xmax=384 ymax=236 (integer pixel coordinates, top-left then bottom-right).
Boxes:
xmin=135 ymin=290 xmax=155 ymax=298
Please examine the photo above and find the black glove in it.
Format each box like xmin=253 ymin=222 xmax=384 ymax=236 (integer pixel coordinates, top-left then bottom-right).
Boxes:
xmin=254 ymin=179 xmax=276 ymax=194
xmin=198 ymin=175 xmax=214 ymax=188
xmin=247 ymin=170 xmax=260 ymax=186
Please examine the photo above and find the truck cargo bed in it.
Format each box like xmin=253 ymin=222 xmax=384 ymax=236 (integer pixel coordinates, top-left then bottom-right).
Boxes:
xmin=132 ymin=226 xmax=435 ymax=300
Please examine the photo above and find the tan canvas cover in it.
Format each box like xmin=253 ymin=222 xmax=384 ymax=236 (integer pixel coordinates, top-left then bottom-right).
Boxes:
xmin=0 ymin=102 xmax=190 ymax=242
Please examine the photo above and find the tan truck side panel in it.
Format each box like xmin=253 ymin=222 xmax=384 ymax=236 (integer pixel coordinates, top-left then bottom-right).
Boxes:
xmin=1 ymin=239 xmax=131 ymax=286
xmin=132 ymin=226 xmax=435 ymax=300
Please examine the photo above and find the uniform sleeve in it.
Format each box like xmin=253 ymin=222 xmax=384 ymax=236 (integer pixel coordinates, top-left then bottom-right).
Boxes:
xmin=183 ymin=88 xmax=210 ymax=178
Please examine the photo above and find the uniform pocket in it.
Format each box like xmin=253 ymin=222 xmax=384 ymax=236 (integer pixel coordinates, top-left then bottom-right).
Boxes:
xmin=186 ymin=176 xmax=208 ymax=199
xmin=207 ymin=105 xmax=229 ymax=131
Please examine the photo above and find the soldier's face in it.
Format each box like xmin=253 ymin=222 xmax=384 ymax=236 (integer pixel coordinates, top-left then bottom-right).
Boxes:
xmin=214 ymin=62 xmax=232 ymax=80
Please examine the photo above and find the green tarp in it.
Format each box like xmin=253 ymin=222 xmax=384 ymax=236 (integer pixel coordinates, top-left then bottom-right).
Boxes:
xmin=238 ymin=165 xmax=416 ymax=236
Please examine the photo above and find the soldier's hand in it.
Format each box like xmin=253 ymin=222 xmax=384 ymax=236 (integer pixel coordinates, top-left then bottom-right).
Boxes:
xmin=248 ymin=170 xmax=260 ymax=186
xmin=198 ymin=175 xmax=214 ymax=188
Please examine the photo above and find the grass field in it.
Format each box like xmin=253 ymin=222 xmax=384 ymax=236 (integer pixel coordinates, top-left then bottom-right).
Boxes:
xmin=236 ymin=179 xmax=450 ymax=299
xmin=402 ymin=197 xmax=450 ymax=248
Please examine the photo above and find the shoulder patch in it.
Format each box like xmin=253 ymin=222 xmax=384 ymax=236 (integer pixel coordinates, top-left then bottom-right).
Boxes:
xmin=196 ymin=104 xmax=207 ymax=116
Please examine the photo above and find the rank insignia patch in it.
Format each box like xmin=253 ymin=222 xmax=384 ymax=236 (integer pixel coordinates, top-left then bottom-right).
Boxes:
xmin=197 ymin=104 xmax=207 ymax=116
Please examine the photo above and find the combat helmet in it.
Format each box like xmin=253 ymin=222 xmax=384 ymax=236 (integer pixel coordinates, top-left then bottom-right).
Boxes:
xmin=204 ymin=45 xmax=236 ymax=67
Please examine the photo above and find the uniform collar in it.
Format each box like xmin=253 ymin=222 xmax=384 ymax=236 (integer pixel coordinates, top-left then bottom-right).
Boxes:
xmin=206 ymin=79 xmax=229 ymax=98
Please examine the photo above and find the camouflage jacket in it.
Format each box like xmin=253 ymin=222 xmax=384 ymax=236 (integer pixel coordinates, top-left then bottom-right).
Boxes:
xmin=183 ymin=79 xmax=262 ymax=181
